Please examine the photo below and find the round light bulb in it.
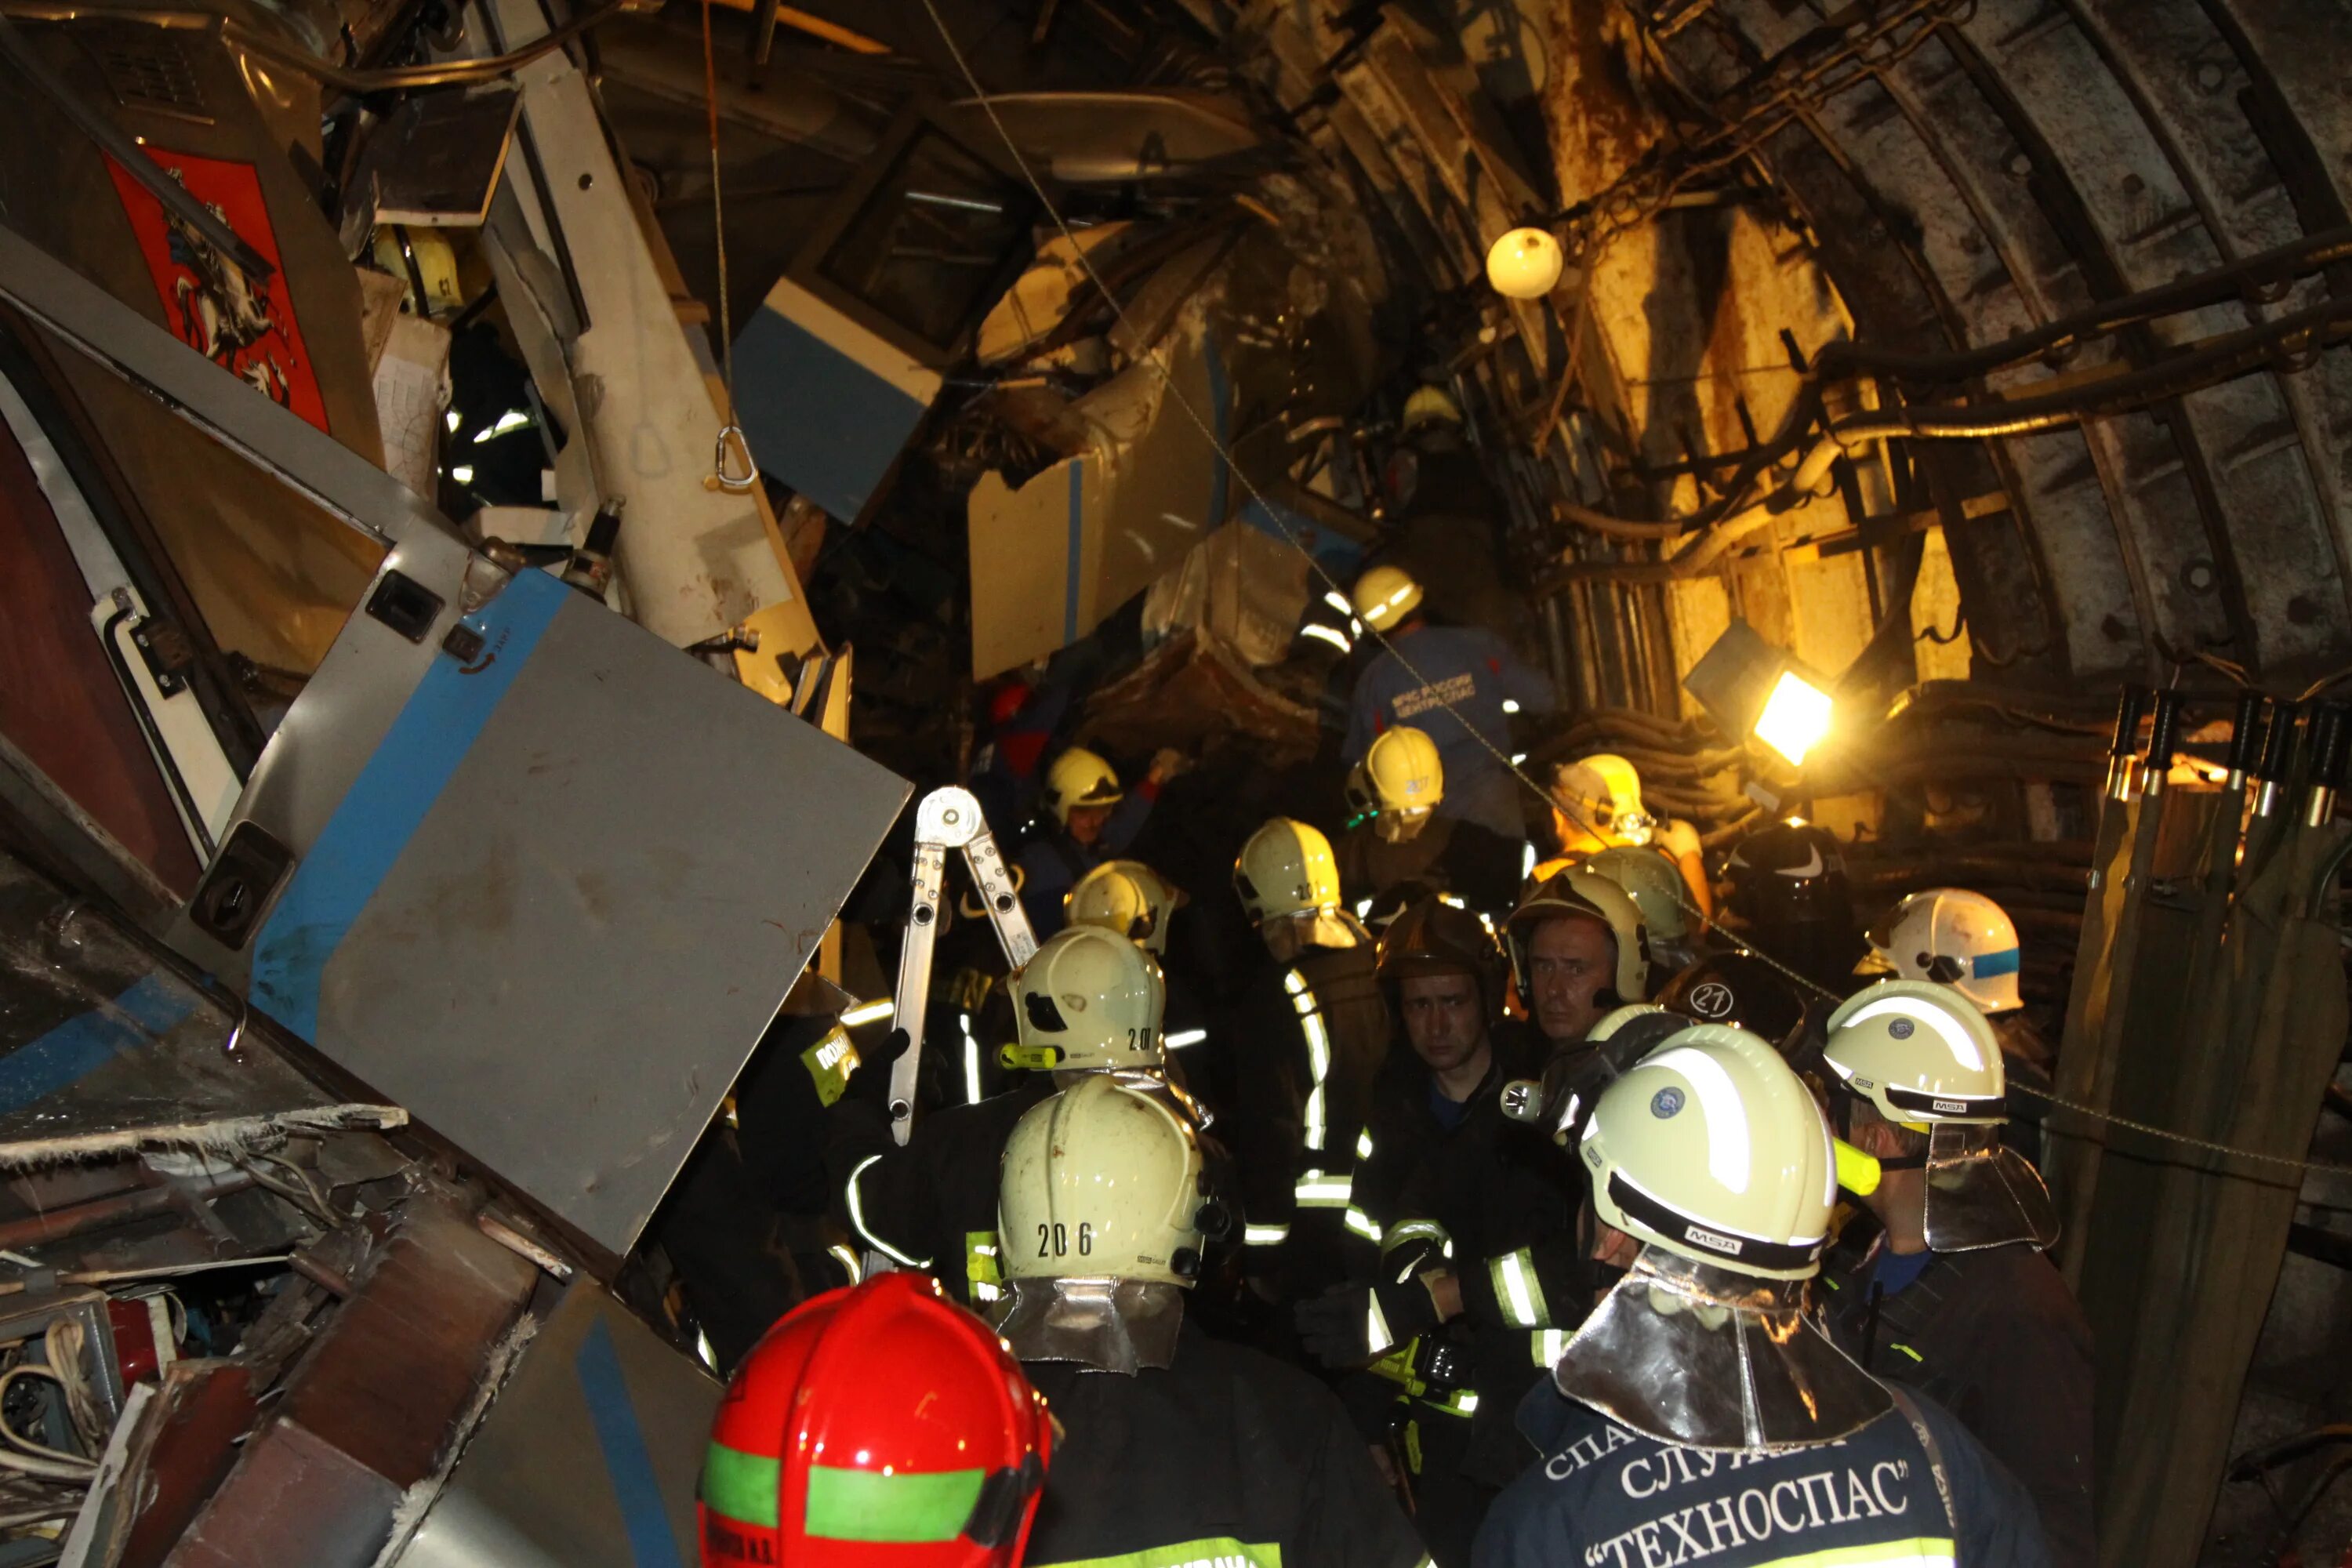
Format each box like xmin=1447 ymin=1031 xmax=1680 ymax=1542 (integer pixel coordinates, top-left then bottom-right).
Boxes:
xmin=1485 ymin=227 xmax=1565 ymax=299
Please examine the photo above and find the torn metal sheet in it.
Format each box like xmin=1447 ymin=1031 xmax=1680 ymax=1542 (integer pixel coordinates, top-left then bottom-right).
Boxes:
xmin=169 ymin=544 xmax=906 ymax=1258
xmin=392 ymin=1283 xmax=717 ymax=1568
xmin=0 ymin=851 xmax=401 ymax=1165
xmin=970 ymin=318 xmax=1229 ymax=677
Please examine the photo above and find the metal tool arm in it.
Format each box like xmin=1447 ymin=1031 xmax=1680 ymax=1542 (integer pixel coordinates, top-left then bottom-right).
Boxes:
xmin=886 ymin=788 xmax=1036 ymax=1145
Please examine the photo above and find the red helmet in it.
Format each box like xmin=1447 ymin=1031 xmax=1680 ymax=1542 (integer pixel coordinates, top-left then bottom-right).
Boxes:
xmin=700 ymin=1272 xmax=1052 ymax=1567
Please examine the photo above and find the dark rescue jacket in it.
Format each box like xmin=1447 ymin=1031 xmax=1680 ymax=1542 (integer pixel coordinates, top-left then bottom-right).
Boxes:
xmin=1022 ymin=1323 xmax=1429 ymax=1568
xmin=1475 ymin=1382 xmax=2056 ymax=1568
xmin=1822 ymin=1242 xmax=2095 ymax=1568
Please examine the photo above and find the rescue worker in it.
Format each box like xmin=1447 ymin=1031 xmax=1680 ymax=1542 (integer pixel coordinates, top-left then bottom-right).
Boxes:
xmin=1503 ymin=867 xmax=1653 ymax=1053
xmin=993 ymin=1076 xmax=1428 ymax=1568
xmin=1536 ymin=754 xmax=1711 ymax=920
xmin=1065 ymin=859 xmax=1210 ymax=1060
xmin=1861 ymin=887 xmax=2056 ymax=1156
xmin=1226 ymin=818 xmax=1390 ymax=1306
xmin=1817 ymin=980 xmax=2092 ymax=1568
xmin=1476 ymin=1024 xmax=2056 ymax=1568
xmin=1345 ymin=565 xmax=1553 ymax=844
xmin=826 ymin=925 xmax=1171 ymax=1306
xmin=697 ymin=1271 xmax=1051 ymax=1568
xmin=1298 ymin=896 xmax=1576 ymax=1568
xmin=1018 ymin=746 xmax=1185 ymax=937
xmin=1336 ymin=726 xmax=1522 ymax=916
xmin=1723 ymin=820 xmax=1867 ymax=995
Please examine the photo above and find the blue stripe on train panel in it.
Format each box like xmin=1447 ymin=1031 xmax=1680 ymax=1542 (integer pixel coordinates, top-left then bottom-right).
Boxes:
xmin=249 ymin=569 xmax=568 ymax=1044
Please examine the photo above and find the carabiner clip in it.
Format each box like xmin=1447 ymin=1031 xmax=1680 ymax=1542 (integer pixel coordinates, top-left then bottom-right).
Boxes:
xmin=706 ymin=422 xmax=760 ymax=493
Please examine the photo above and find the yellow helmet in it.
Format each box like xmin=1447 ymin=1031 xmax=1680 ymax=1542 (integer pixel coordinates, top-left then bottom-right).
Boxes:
xmin=1401 ymin=384 xmax=1461 ymax=433
xmin=1580 ymin=846 xmax=1689 ymax=945
xmin=1066 ymin=859 xmax=1185 ymax=954
xmin=1505 ymin=866 xmax=1653 ymax=1004
xmin=1350 ymin=565 xmax=1424 ymax=633
xmin=1345 ymin=727 xmax=1444 ymax=842
xmin=1232 ymin=818 xmax=1341 ymax=925
xmin=999 ymin=1076 xmax=1207 ymax=1286
xmin=1579 ymin=1024 xmax=1838 ymax=1279
xmin=1552 ymin=753 xmax=1653 ymax=847
xmin=1004 ymin=926 xmax=1165 ymax=1071
xmin=1044 ymin=748 xmax=1122 ymax=828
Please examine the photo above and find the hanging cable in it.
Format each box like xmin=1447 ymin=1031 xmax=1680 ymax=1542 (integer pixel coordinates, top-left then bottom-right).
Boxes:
xmin=701 ymin=0 xmax=758 ymax=494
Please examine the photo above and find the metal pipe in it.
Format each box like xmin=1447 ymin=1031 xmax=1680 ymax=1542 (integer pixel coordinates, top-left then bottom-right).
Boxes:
xmin=2141 ymin=688 xmax=2184 ymax=800
xmin=2225 ymin=689 xmax=2267 ymax=793
xmin=2303 ymin=702 xmax=2349 ymax=827
xmin=2255 ymin=701 xmax=2300 ymax=819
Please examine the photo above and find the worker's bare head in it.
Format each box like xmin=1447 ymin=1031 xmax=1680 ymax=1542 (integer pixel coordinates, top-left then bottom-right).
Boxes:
xmin=1399 ymin=967 xmax=1489 ymax=1074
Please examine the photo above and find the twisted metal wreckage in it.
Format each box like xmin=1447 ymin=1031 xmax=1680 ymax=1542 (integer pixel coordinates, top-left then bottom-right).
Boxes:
xmin=0 ymin=0 xmax=2347 ymax=1562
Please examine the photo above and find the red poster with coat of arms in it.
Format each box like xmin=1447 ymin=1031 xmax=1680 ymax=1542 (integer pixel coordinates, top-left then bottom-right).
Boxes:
xmin=104 ymin=147 xmax=328 ymax=431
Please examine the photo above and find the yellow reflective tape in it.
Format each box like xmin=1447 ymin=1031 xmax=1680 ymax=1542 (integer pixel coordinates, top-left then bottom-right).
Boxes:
xmin=1491 ymin=1248 xmax=1546 ymax=1328
xmin=1367 ymin=1288 xmax=1393 ymax=1352
xmin=1532 ymin=1328 xmax=1569 ymax=1367
xmin=1744 ymin=1540 xmax=1956 ymax=1568
xmin=1384 ymin=1219 xmax=1449 ymax=1253
xmin=1344 ymin=1205 xmax=1381 ymax=1242
xmin=1022 ymin=1538 xmax=1284 ymax=1568
xmin=1287 ymin=970 xmax=1333 ymax=1153
xmin=825 ymin=1243 xmax=862 ymax=1284
xmin=1356 ymin=1126 xmax=1374 ymax=1160
xmin=1893 ymin=1341 xmax=1925 ymax=1363
xmin=1295 ymin=1171 xmax=1353 ymax=1207
xmin=1243 ymin=1221 xmax=1291 ymax=1247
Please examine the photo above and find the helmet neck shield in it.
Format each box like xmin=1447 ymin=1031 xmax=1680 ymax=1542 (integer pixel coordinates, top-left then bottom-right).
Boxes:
xmin=1553 ymin=1247 xmax=1891 ymax=1452
xmin=1922 ymin=1123 xmax=2061 ymax=1251
xmin=989 ymin=1276 xmax=1185 ymax=1374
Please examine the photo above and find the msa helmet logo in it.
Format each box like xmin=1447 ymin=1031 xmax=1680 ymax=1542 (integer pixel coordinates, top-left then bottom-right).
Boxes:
xmin=1682 ymin=1224 xmax=1742 ymax=1257
xmin=1650 ymin=1087 xmax=1686 ymax=1119
xmin=1888 ymin=1018 xmax=1916 ymax=1040
xmin=1933 ymin=1098 xmax=1968 ymax=1114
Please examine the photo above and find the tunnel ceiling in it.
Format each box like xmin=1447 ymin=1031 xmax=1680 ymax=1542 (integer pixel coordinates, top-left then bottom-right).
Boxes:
xmin=1174 ymin=0 xmax=2352 ymax=699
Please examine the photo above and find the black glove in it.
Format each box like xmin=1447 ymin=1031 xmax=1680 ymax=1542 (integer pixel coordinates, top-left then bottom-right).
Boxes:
xmin=1294 ymin=1275 xmax=1444 ymax=1368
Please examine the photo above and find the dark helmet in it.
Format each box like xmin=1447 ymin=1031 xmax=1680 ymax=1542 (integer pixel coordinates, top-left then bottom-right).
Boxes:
xmin=1656 ymin=951 xmax=1812 ymax=1058
xmin=1723 ymin=823 xmax=1862 ymax=993
xmin=1377 ymin=895 xmax=1506 ymax=1018
xmin=1512 ymin=1004 xmax=1691 ymax=1149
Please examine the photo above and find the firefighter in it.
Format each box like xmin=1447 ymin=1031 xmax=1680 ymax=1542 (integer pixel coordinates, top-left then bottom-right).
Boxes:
xmin=1861 ymin=887 xmax=2056 ymax=1155
xmin=1503 ymin=867 xmax=1653 ymax=1052
xmin=1476 ymin=1024 xmax=2055 ymax=1568
xmin=826 ymin=925 xmax=1171 ymax=1307
xmin=1345 ymin=565 xmax=1553 ymax=844
xmin=1816 ymin=980 xmax=2092 ymax=1568
xmin=1337 ymin=726 xmax=1522 ymax=916
xmin=1723 ymin=820 xmax=1868 ymax=996
xmin=1065 ymin=859 xmax=1211 ymax=1065
xmin=1537 ymin=754 xmax=1711 ymax=920
xmin=1018 ymin=747 xmax=1185 ymax=937
xmin=1225 ymin=818 xmax=1391 ymax=1306
xmin=697 ymin=1271 xmax=1051 ymax=1568
xmin=993 ymin=1076 xmax=1428 ymax=1568
xmin=1296 ymin=895 xmax=1576 ymax=1568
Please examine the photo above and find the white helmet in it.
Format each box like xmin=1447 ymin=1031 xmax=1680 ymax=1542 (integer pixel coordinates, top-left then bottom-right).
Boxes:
xmin=1579 ymin=846 xmax=1690 ymax=945
xmin=1822 ymin=980 xmax=2058 ymax=1251
xmin=1579 ymin=1024 xmax=1836 ymax=1280
xmin=1350 ymin=565 xmax=1424 ymax=633
xmin=1864 ymin=889 xmax=2022 ymax=1014
xmin=1044 ymin=748 xmax=1122 ymax=828
xmin=1345 ymin=727 xmax=1444 ymax=843
xmin=1820 ymin=979 xmax=2004 ymax=1127
xmin=1066 ymin=860 xmax=1185 ymax=955
xmin=1233 ymin=818 xmax=1341 ymax=925
xmin=1552 ymin=754 xmax=1654 ymax=848
xmin=1004 ymin=926 xmax=1165 ymax=1071
xmin=999 ymin=1076 xmax=1209 ymax=1286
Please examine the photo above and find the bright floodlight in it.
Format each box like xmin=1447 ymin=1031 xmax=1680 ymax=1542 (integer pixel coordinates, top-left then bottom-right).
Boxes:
xmin=1486 ymin=227 xmax=1565 ymax=299
xmin=1754 ymin=670 xmax=1834 ymax=766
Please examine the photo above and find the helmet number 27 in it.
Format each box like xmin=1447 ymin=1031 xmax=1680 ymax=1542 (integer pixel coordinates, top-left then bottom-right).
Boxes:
xmin=1037 ymin=1222 xmax=1094 ymax=1258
